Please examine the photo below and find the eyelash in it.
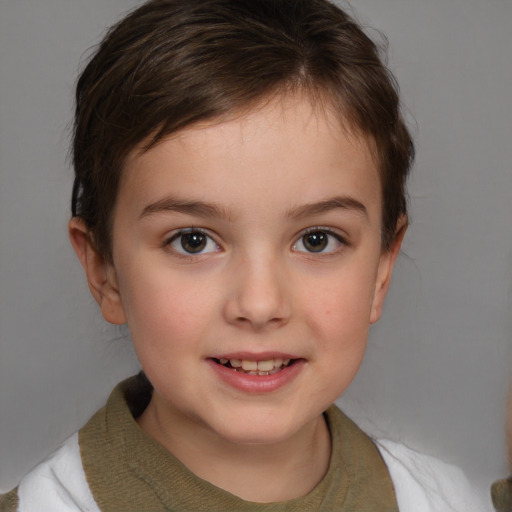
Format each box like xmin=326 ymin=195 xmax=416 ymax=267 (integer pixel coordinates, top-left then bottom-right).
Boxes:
xmin=164 ymin=228 xmax=220 ymax=258
xmin=163 ymin=226 xmax=349 ymax=258
xmin=292 ymin=227 xmax=348 ymax=255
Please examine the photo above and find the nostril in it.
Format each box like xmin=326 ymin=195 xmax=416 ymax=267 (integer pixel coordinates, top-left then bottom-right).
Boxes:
xmin=234 ymin=314 xmax=287 ymax=329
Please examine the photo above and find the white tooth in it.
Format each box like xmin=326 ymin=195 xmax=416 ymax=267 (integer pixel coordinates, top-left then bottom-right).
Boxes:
xmin=258 ymin=371 xmax=269 ymax=376
xmin=241 ymin=360 xmax=258 ymax=371
xmin=283 ymin=359 xmax=291 ymax=366
xmin=273 ymin=358 xmax=283 ymax=368
xmin=257 ymin=359 xmax=274 ymax=371
xmin=230 ymin=359 xmax=242 ymax=368
xmin=219 ymin=358 xmax=228 ymax=364
xmin=247 ymin=371 xmax=257 ymax=375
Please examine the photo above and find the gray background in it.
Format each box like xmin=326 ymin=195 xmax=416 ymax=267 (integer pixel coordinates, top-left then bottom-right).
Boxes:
xmin=0 ymin=0 xmax=510 ymax=499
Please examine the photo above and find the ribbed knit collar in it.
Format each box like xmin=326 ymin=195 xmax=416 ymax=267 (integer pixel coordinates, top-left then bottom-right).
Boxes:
xmin=79 ymin=374 xmax=398 ymax=511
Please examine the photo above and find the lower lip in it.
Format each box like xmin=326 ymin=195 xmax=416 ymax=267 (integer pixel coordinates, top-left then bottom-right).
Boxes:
xmin=207 ymin=359 xmax=305 ymax=394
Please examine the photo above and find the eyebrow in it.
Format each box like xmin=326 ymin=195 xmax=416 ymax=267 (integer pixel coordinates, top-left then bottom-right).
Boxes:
xmin=139 ymin=195 xmax=367 ymax=222
xmin=139 ymin=197 xmax=233 ymax=221
xmin=285 ymin=196 xmax=368 ymax=220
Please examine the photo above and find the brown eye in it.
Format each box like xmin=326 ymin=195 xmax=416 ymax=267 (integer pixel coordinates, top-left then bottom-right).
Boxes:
xmin=293 ymin=228 xmax=345 ymax=254
xmin=303 ymin=231 xmax=328 ymax=252
xmin=168 ymin=229 xmax=220 ymax=255
xmin=181 ymin=232 xmax=207 ymax=253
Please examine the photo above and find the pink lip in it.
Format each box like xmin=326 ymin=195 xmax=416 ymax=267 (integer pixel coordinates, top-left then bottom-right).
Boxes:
xmin=207 ymin=357 xmax=305 ymax=394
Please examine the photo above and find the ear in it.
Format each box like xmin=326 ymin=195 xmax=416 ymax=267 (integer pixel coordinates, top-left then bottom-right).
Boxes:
xmin=370 ymin=216 xmax=407 ymax=324
xmin=68 ymin=217 xmax=127 ymax=325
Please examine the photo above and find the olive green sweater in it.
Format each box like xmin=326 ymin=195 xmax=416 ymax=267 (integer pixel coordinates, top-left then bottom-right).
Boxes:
xmin=1 ymin=374 xmax=398 ymax=511
xmin=492 ymin=478 xmax=512 ymax=512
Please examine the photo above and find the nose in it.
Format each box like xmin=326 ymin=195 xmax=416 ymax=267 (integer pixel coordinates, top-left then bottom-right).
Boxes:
xmin=223 ymin=254 xmax=291 ymax=330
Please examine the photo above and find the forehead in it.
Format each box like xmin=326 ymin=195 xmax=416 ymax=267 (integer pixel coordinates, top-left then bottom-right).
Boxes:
xmin=118 ymin=94 xmax=382 ymax=223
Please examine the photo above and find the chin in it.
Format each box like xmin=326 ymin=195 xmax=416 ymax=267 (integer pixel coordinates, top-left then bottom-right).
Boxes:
xmin=208 ymin=408 xmax=314 ymax=447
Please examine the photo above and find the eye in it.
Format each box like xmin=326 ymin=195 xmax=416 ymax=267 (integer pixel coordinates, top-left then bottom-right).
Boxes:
xmin=167 ymin=229 xmax=220 ymax=255
xmin=293 ymin=228 xmax=345 ymax=254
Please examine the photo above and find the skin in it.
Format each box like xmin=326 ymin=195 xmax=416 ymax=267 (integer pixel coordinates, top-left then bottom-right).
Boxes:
xmin=69 ymin=94 xmax=405 ymax=502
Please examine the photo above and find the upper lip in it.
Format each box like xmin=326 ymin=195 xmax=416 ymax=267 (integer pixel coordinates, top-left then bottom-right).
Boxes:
xmin=210 ymin=352 xmax=300 ymax=361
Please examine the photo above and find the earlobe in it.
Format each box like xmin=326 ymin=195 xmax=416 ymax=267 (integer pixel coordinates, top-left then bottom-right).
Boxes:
xmin=370 ymin=217 xmax=407 ymax=324
xmin=68 ymin=218 xmax=127 ymax=325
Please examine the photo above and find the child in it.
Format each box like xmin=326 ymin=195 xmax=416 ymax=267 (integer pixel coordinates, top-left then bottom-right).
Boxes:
xmin=0 ymin=0 xmax=485 ymax=510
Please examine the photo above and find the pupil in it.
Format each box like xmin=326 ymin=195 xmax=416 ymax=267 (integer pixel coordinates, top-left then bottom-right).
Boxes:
xmin=304 ymin=231 xmax=327 ymax=252
xmin=182 ymin=232 xmax=206 ymax=253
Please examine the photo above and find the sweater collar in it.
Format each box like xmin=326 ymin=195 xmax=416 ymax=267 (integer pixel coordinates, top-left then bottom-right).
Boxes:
xmin=79 ymin=373 xmax=397 ymax=511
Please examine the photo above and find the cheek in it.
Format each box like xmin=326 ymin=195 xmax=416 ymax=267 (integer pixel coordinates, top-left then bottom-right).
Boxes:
xmin=298 ymin=266 xmax=377 ymax=397
xmin=117 ymin=268 xmax=219 ymax=354
xmin=303 ymin=270 xmax=376 ymax=340
xmin=308 ymin=285 xmax=371 ymax=396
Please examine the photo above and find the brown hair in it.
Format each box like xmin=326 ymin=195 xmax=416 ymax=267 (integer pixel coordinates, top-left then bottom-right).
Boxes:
xmin=72 ymin=0 xmax=414 ymax=260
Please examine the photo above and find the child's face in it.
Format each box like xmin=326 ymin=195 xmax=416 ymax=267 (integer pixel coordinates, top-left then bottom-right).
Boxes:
xmin=81 ymin=94 xmax=401 ymax=446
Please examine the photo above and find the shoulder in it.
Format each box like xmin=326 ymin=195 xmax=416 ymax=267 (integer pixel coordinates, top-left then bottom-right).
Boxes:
xmin=375 ymin=438 xmax=492 ymax=512
xmin=11 ymin=433 xmax=100 ymax=512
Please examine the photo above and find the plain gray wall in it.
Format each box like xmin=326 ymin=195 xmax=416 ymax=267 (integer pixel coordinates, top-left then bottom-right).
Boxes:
xmin=1 ymin=0 xmax=510 ymax=498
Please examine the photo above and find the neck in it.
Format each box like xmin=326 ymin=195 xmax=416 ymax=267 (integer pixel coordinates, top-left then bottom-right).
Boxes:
xmin=137 ymin=396 xmax=331 ymax=503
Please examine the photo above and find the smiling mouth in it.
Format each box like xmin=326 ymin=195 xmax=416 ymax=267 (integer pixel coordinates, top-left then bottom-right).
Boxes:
xmin=211 ymin=357 xmax=295 ymax=376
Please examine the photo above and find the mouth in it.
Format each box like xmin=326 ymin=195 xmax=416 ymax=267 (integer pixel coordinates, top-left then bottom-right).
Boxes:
xmin=208 ymin=354 xmax=304 ymax=393
xmin=211 ymin=357 xmax=296 ymax=376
